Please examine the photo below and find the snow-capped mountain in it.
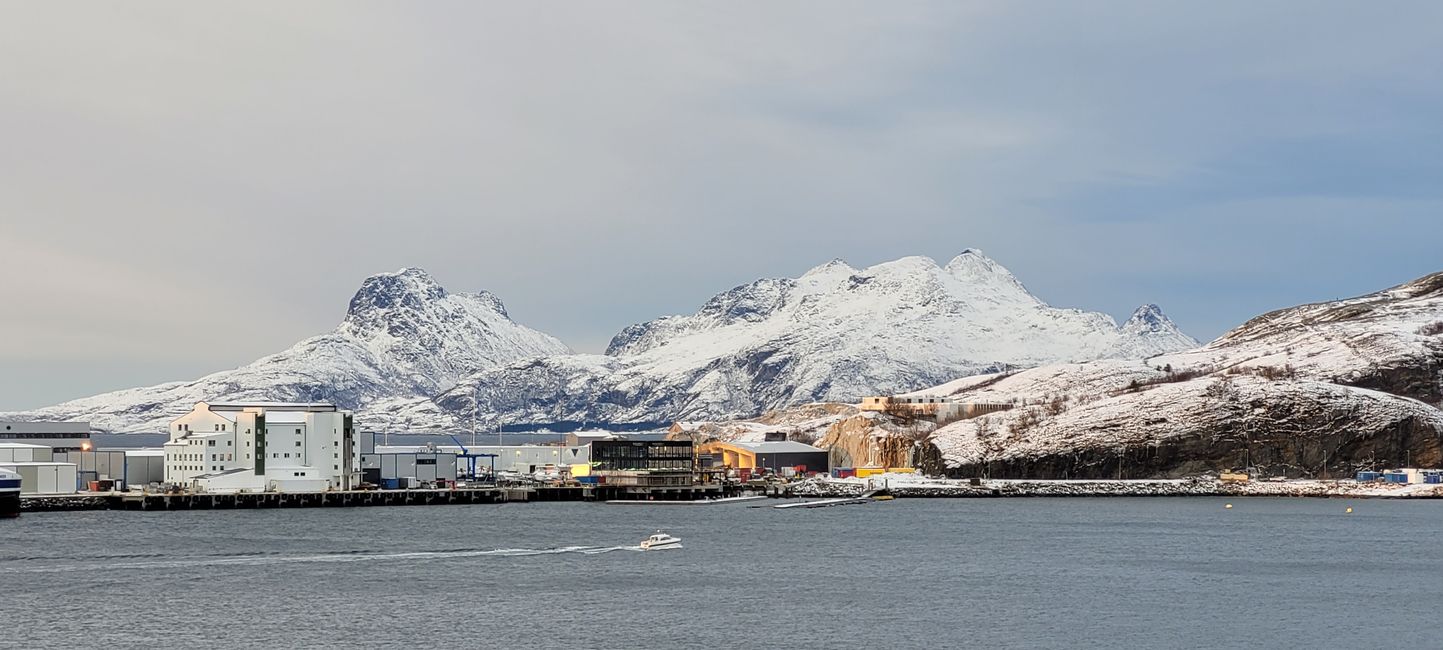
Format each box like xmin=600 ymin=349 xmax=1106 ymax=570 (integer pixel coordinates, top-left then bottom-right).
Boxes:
xmin=398 ymin=249 xmax=1196 ymax=429
xmin=925 ymin=271 xmax=1443 ymax=478
xmin=6 ymin=268 xmax=570 ymax=432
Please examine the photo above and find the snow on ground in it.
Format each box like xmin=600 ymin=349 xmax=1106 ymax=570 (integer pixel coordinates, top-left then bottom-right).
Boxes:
xmin=930 ymin=376 xmax=1443 ymax=468
xmin=789 ymin=474 xmax=1443 ymax=498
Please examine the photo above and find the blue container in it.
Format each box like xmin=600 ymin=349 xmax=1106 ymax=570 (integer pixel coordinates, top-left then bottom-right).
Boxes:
xmin=1384 ymin=472 xmax=1409 ymax=484
xmin=1356 ymin=471 xmax=1382 ymax=482
xmin=381 ymin=478 xmax=401 ymax=490
xmin=577 ymin=476 xmax=599 ymax=485
xmin=1426 ymin=475 xmax=1442 ymax=484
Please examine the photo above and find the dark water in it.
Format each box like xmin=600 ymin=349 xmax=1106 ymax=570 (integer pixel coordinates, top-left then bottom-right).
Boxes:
xmin=2 ymin=498 xmax=1440 ymax=649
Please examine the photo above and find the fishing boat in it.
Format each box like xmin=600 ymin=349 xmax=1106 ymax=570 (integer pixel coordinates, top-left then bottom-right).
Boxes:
xmin=640 ymin=531 xmax=682 ymax=550
xmin=0 ymin=467 xmax=20 ymax=519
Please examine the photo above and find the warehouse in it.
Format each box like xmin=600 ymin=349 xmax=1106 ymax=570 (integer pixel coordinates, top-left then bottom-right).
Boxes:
xmin=373 ymin=443 xmax=590 ymax=475
xmin=55 ymin=449 xmax=165 ymax=490
xmin=0 ymin=461 xmax=78 ymax=495
xmin=0 ymin=442 xmax=53 ymax=463
xmin=700 ymin=440 xmax=830 ymax=474
xmin=361 ymin=451 xmax=459 ymax=488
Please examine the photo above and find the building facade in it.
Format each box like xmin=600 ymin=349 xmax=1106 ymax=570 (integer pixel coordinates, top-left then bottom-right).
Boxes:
xmin=590 ymin=440 xmax=695 ymax=487
xmin=859 ymin=396 xmax=1011 ymax=421
xmin=699 ymin=440 xmax=830 ymax=474
xmin=164 ymin=402 xmax=360 ymax=493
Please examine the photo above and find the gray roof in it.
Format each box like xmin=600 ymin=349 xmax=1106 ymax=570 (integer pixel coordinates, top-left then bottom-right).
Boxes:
xmin=205 ymin=402 xmax=338 ymax=412
xmin=733 ymin=441 xmax=825 ymax=453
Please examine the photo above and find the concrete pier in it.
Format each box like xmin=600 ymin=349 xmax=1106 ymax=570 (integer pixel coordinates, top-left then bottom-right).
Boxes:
xmin=20 ymin=483 xmax=741 ymax=513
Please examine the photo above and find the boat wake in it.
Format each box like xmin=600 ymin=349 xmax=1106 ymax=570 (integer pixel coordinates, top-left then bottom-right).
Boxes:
xmin=0 ymin=545 xmax=647 ymax=574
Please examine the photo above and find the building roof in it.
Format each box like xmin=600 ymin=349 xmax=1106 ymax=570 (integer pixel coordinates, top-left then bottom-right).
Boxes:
xmin=731 ymin=441 xmax=826 ymax=453
xmin=0 ymin=442 xmax=49 ymax=449
xmin=203 ymin=402 xmax=338 ymax=412
xmin=0 ymin=421 xmax=91 ymax=433
xmin=260 ymin=411 xmax=313 ymax=424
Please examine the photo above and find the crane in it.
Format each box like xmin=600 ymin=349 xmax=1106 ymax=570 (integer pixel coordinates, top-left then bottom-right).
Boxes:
xmin=447 ymin=434 xmax=498 ymax=484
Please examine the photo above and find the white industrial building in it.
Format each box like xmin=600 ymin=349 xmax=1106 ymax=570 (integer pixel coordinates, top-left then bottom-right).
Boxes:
xmin=165 ymin=402 xmax=361 ymax=493
xmin=0 ymin=421 xmax=92 ymax=452
xmin=374 ymin=443 xmax=590 ymax=477
xmin=0 ymin=443 xmax=79 ymax=494
xmin=0 ymin=442 xmax=54 ymax=463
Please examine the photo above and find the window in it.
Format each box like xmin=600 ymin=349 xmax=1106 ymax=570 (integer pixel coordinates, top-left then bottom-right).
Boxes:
xmin=333 ymin=465 xmax=339 ymax=470
xmin=272 ymin=453 xmax=278 ymax=459
xmin=284 ymin=453 xmax=290 ymax=458
xmin=208 ymin=440 xmax=215 ymax=447
xmin=227 ymin=441 xmax=232 ymax=446
xmin=295 ymin=441 xmax=302 ymax=447
xmin=295 ymin=428 xmax=301 ymax=434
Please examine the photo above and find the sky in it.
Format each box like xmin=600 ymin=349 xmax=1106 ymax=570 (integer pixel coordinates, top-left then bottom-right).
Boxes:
xmin=2 ymin=1 xmax=1442 ymax=411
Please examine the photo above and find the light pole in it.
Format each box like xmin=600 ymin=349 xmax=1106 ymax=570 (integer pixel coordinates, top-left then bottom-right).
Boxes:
xmin=471 ymin=385 xmax=479 ymax=449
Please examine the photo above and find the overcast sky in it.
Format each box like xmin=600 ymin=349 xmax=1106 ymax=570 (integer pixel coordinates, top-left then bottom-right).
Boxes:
xmin=2 ymin=2 xmax=1441 ymax=411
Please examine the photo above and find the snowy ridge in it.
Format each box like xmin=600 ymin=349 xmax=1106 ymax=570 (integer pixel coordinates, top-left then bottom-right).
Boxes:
xmin=393 ymin=249 xmax=1195 ymax=429
xmin=11 ymin=251 xmax=1197 ymax=434
xmin=5 ymin=269 xmax=570 ymax=432
xmin=924 ymin=271 xmax=1443 ymax=476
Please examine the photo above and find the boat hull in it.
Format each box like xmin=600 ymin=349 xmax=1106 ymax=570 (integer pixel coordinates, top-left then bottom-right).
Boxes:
xmin=0 ymin=490 xmax=19 ymax=519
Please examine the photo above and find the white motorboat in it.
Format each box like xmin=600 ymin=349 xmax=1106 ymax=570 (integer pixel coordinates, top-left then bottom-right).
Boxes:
xmin=640 ymin=531 xmax=682 ymax=550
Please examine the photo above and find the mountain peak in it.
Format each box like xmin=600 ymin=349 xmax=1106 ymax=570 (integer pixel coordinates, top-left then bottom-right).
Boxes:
xmin=1120 ymin=303 xmax=1198 ymax=351
xmin=944 ymin=248 xmax=1007 ymax=276
xmin=802 ymin=258 xmax=857 ymax=278
xmin=1126 ymin=303 xmax=1168 ymax=327
xmin=346 ymin=268 xmax=447 ymax=318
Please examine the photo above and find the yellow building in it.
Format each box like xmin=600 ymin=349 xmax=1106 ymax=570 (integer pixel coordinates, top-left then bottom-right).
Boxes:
xmin=699 ymin=440 xmax=830 ymax=473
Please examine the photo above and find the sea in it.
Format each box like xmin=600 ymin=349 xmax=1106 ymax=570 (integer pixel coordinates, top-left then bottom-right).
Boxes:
xmin=2 ymin=498 xmax=1439 ymax=649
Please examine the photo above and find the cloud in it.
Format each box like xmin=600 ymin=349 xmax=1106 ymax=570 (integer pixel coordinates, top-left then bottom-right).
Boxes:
xmin=2 ymin=1 xmax=1440 ymax=408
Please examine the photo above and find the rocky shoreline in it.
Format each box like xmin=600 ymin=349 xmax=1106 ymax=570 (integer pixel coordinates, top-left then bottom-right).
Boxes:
xmin=788 ymin=475 xmax=1443 ymax=499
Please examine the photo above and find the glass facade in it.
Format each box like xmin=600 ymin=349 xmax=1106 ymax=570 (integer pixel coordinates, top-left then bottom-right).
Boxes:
xmin=590 ymin=440 xmax=694 ymax=472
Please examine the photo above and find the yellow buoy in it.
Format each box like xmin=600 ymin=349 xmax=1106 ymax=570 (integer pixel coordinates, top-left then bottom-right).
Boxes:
xmin=1346 ymin=507 xmax=1353 ymax=513
xmin=1225 ymin=503 xmax=1233 ymax=509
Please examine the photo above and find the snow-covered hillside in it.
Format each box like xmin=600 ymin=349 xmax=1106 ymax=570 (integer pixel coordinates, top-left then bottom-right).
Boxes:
xmin=395 ymin=250 xmax=1196 ymax=429
xmin=5 ymin=269 xmax=570 ymax=432
xmin=12 ymin=251 xmax=1197 ymax=434
xmin=925 ymin=271 xmax=1443 ymax=478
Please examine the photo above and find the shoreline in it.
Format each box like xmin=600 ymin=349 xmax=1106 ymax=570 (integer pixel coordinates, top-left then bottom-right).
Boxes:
xmin=17 ymin=476 xmax=1443 ymax=514
xmin=788 ymin=476 xmax=1443 ymax=500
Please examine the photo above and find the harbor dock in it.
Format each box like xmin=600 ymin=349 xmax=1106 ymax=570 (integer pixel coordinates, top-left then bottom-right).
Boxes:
xmin=20 ymin=483 xmax=741 ymax=513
